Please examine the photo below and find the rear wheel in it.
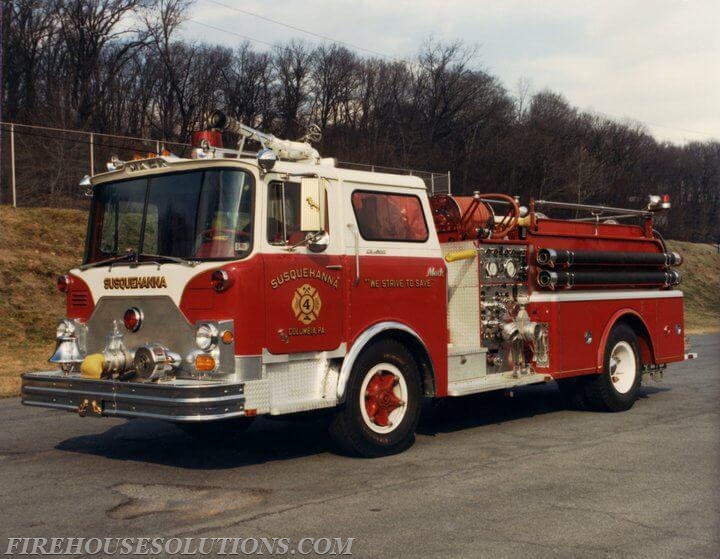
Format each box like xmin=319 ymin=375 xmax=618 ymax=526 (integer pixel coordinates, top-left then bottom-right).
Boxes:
xmin=329 ymin=339 xmax=422 ymax=457
xmin=584 ymin=323 xmax=641 ymax=412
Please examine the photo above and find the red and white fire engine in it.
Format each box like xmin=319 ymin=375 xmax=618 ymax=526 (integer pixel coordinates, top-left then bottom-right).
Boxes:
xmin=22 ymin=111 xmax=693 ymax=456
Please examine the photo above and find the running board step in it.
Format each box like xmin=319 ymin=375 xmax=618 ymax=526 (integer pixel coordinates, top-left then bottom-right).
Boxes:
xmin=447 ymin=372 xmax=552 ymax=397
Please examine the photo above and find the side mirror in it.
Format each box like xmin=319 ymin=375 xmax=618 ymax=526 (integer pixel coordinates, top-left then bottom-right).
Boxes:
xmin=300 ymin=177 xmax=325 ymax=231
xmin=307 ymin=231 xmax=330 ymax=253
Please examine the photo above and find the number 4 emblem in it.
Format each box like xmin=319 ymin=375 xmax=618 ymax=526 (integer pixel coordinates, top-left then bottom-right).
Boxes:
xmin=292 ymin=283 xmax=322 ymax=324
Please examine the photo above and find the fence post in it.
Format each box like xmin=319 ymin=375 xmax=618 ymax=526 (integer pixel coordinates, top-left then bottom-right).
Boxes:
xmin=10 ymin=123 xmax=16 ymax=207
xmin=156 ymin=140 xmax=160 ymax=155
xmin=89 ymin=132 xmax=94 ymax=176
xmin=431 ymin=173 xmax=435 ymax=195
xmin=447 ymin=171 xmax=452 ymax=195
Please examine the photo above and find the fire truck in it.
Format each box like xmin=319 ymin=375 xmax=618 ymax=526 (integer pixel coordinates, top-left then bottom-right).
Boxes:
xmin=21 ymin=111 xmax=693 ymax=457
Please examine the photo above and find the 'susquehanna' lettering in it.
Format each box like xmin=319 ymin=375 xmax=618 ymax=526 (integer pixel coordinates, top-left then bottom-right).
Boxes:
xmin=270 ymin=268 xmax=339 ymax=290
xmin=103 ymin=276 xmax=168 ymax=290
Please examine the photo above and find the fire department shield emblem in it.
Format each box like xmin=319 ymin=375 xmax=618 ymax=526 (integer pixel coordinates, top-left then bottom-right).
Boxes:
xmin=292 ymin=283 xmax=322 ymax=324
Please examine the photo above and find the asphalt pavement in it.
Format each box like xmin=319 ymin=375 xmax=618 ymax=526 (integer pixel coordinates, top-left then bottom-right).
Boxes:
xmin=0 ymin=334 xmax=718 ymax=558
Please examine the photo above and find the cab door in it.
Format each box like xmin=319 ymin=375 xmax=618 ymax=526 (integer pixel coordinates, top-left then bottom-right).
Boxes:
xmin=262 ymin=178 xmax=345 ymax=354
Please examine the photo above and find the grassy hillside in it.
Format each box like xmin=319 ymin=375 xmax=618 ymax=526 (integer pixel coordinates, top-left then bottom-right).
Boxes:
xmin=666 ymin=240 xmax=720 ymax=333
xmin=0 ymin=206 xmax=87 ymax=397
xmin=1 ymin=206 xmax=718 ymax=398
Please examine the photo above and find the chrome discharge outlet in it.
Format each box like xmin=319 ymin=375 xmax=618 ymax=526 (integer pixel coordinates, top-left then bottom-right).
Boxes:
xmin=501 ymin=307 xmax=549 ymax=374
xmin=102 ymin=321 xmax=132 ymax=376
xmin=134 ymin=344 xmax=181 ymax=381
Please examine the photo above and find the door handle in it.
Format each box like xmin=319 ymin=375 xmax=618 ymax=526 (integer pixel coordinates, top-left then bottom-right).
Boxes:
xmin=325 ymin=264 xmax=343 ymax=270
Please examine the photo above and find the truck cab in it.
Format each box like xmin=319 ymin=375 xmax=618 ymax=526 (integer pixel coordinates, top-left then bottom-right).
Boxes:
xmin=21 ymin=112 xmax=691 ymax=457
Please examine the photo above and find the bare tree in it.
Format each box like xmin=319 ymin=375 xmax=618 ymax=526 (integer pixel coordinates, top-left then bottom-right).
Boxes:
xmin=221 ymin=42 xmax=274 ymax=128
xmin=273 ymin=40 xmax=312 ymax=138
xmin=54 ymin=0 xmax=150 ymax=128
xmin=310 ymin=44 xmax=357 ymax=130
xmin=0 ymin=15 xmax=718 ymax=241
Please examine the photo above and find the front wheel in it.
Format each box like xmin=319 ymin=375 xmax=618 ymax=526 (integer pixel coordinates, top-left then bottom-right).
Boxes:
xmin=585 ymin=323 xmax=642 ymax=412
xmin=329 ymin=339 xmax=422 ymax=457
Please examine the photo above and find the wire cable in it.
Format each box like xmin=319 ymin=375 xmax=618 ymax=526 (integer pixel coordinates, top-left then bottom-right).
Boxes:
xmin=195 ymin=2 xmax=715 ymax=140
xmin=200 ymin=0 xmax=397 ymax=60
xmin=186 ymin=18 xmax=277 ymax=48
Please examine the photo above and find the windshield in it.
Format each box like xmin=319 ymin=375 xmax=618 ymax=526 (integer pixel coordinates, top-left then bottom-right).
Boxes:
xmin=85 ymin=168 xmax=254 ymax=263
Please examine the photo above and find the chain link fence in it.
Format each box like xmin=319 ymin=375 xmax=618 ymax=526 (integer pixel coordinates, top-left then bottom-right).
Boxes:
xmin=0 ymin=122 xmax=192 ymax=208
xmin=0 ymin=122 xmax=452 ymax=209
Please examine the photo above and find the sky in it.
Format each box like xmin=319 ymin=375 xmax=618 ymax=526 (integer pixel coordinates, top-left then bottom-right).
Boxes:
xmin=183 ymin=0 xmax=719 ymax=145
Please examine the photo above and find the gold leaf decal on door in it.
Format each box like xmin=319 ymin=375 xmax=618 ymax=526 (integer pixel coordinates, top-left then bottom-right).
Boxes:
xmin=292 ymin=283 xmax=322 ymax=324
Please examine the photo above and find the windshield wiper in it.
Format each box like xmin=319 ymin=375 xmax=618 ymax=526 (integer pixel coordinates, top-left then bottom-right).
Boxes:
xmin=80 ymin=251 xmax=196 ymax=270
xmin=135 ymin=253 xmax=197 ymax=267
xmin=79 ymin=252 xmax=136 ymax=270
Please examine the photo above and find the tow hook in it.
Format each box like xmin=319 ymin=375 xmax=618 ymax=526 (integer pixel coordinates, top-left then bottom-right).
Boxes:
xmin=77 ymin=399 xmax=102 ymax=417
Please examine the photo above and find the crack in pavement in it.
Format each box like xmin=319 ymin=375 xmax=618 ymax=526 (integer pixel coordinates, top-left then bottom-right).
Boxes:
xmin=549 ymin=503 xmax=720 ymax=546
xmin=155 ymin=410 xmax=718 ymax=540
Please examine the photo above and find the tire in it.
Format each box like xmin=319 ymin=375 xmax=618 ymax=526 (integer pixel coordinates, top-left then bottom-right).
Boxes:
xmin=176 ymin=417 xmax=255 ymax=440
xmin=329 ymin=339 xmax=422 ymax=457
xmin=584 ymin=323 xmax=642 ymax=412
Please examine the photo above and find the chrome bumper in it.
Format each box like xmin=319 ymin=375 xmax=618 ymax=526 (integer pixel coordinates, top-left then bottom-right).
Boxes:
xmin=21 ymin=371 xmax=246 ymax=422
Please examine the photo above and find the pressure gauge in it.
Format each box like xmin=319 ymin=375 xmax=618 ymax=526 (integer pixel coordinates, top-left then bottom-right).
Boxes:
xmin=485 ymin=261 xmax=499 ymax=277
xmin=504 ymin=259 xmax=518 ymax=278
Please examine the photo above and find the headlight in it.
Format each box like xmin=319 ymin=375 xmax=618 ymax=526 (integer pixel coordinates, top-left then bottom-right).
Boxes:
xmin=56 ymin=319 xmax=76 ymax=339
xmin=195 ymin=323 xmax=219 ymax=351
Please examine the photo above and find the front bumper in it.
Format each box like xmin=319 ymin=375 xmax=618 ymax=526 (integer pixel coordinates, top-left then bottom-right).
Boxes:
xmin=21 ymin=371 xmax=246 ymax=422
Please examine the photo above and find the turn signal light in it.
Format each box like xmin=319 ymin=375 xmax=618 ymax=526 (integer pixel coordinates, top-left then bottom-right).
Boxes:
xmin=195 ymin=354 xmax=216 ymax=371
xmin=221 ymin=330 xmax=234 ymax=345
xmin=57 ymin=275 xmax=71 ymax=293
xmin=210 ymin=269 xmax=233 ymax=292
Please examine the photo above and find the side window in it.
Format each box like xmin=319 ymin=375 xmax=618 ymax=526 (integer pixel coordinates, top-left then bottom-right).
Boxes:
xmin=267 ymin=181 xmax=302 ymax=245
xmin=267 ymin=181 xmax=330 ymax=245
xmin=351 ymin=191 xmax=428 ymax=242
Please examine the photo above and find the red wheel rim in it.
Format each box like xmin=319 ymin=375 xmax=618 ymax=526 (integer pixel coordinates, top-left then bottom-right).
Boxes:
xmin=364 ymin=370 xmax=403 ymax=428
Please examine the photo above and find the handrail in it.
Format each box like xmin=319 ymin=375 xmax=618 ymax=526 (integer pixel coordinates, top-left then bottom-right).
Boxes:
xmin=534 ymin=199 xmax=652 ymax=217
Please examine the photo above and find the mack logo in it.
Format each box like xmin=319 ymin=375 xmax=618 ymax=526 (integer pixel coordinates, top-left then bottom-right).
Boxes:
xmin=104 ymin=276 xmax=168 ymax=290
xmin=427 ymin=267 xmax=445 ymax=277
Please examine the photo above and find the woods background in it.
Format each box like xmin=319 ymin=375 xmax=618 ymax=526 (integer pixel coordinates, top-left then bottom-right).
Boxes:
xmin=2 ymin=0 xmax=718 ymax=241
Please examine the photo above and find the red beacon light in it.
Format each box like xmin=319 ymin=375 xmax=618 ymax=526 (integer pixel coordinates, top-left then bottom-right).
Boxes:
xmin=211 ymin=269 xmax=233 ymax=292
xmin=190 ymin=129 xmax=223 ymax=160
xmin=56 ymin=275 xmax=71 ymax=293
xmin=123 ymin=307 xmax=143 ymax=332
